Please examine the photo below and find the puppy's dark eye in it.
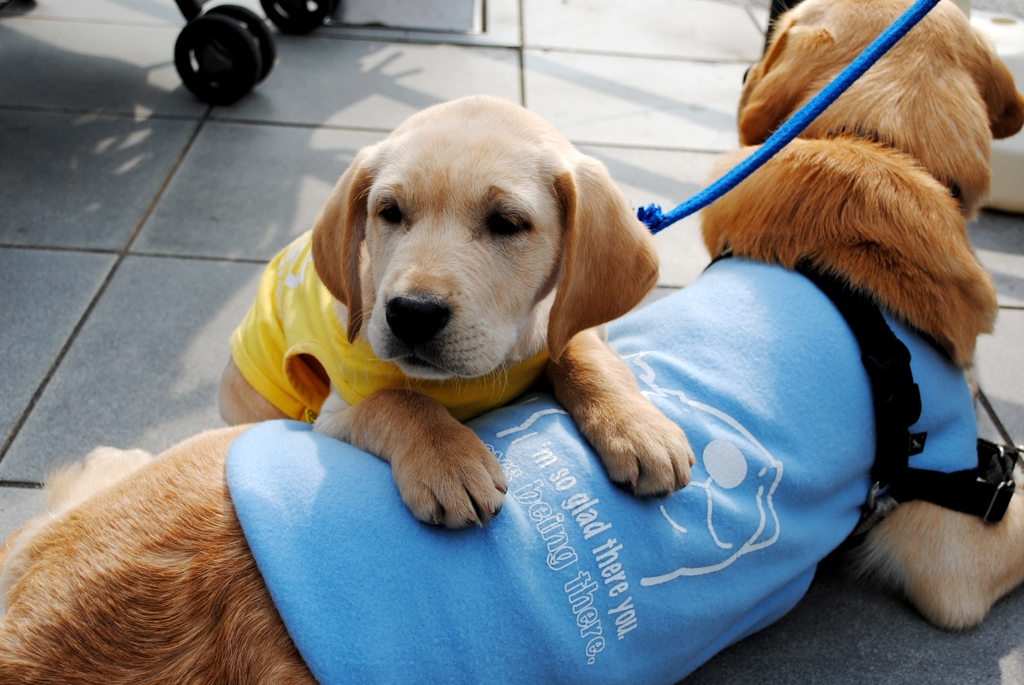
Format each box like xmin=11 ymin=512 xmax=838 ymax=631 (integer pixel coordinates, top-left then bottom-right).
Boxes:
xmin=487 ymin=212 xmax=530 ymax=236
xmin=378 ymin=202 xmax=403 ymax=225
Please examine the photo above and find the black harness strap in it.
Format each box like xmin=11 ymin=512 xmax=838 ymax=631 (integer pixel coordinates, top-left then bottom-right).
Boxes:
xmin=791 ymin=261 xmax=1018 ymax=524
xmin=885 ymin=439 xmax=1017 ymax=521
xmin=708 ymin=253 xmax=1017 ymax=523
xmin=794 ymin=262 xmax=923 ymax=487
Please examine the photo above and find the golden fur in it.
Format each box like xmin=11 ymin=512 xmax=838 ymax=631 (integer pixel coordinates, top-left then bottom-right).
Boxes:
xmin=0 ymin=428 xmax=315 ymax=683
xmin=2 ymin=1 xmax=1023 ymax=679
xmin=703 ymin=0 xmax=1024 ymax=629
xmin=220 ymin=95 xmax=692 ymax=526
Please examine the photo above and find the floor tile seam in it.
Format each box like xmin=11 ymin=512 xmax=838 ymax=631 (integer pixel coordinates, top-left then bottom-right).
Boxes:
xmin=0 ymin=480 xmax=42 ymax=490
xmin=126 ymin=250 xmax=271 ymax=265
xmin=0 ymin=243 xmax=119 ymax=257
xmin=205 ymin=116 xmax=394 ymax=135
xmin=295 ymin=28 xmax=523 ymax=53
xmin=0 ymin=113 xmax=209 ymax=467
xmin=0 ymin=13 xmax=181 ymax=29
xmin=121 ymin=111 xmax=210 ymax=255
xmin=517 ymin=0 xmax=527 ymax=108
xmin=162 ymin=25 xmax=760 ymax=66
xmin=0 ymin=242 xmax=270 ymax=264
xmin=568 ymin=139 xmax=732 ymax=155
xmin=523 ymin=45 xmax=757 ymax=66
xmin=317 ymin=25 xmax=522 ymax=49
xmin=206 ymin=115 xmax=730 ymax=149
xmin=176 ymin=117 xmax=737 ymax=153
xmin=0 ymin=243 xmax=269 ymax=266
xmin=1 ymin=8 xmax=526 ymax=48
xmin=0 ymin=103 xmax=205 ymax=124
xmin=0 ymin=256 xmax=124 ymax=465
xmin=0 ymin=8 xmax=519 ymax=47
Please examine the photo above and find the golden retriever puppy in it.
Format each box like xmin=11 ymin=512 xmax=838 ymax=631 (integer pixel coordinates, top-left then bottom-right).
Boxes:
xmin=219 ymin=96 xmax=692 ymax=527
xmin=702 ymin=0 xmax=1024 ymax=629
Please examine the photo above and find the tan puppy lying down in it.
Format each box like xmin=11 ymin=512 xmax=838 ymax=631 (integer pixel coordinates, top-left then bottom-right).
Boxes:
xmin=219 ymin=95 xmax=692 ymax=527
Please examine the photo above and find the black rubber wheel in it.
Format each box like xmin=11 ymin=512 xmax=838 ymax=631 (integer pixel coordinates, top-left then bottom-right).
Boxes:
xmin=175 ymin=14 xmax=262 ymax=106
xmin=260 ymin=0 xmax=336 ymax=35
xmin=205 ymin=4 xmax=277 ymax=83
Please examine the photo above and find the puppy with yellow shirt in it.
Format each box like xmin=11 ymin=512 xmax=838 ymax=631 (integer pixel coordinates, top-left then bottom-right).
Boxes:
xmin=220 ymin=95 xmax=694 ymax=529
xmin=230 ymin=230 xmax=549 ymax=425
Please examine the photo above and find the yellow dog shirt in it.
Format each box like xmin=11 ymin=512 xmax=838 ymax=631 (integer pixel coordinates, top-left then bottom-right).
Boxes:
xmin=230 ymin=231 xmax=549 ymax=423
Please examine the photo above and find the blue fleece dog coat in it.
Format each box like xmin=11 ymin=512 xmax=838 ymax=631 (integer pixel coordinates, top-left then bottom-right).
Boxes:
xmin=227 ymin=259 xmax=976 ymax=685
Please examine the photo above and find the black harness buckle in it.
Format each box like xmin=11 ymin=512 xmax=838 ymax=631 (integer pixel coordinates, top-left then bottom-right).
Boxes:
xmin=982 ymin=479 xmax=1015 ymax=523
xmin=979 ymin=440 xmax=1020 ymax=523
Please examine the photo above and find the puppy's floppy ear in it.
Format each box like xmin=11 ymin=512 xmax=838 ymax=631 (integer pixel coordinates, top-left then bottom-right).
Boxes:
xmin=964 ymin=26 xmax=1024 ymax=140
xmin=312 ymin=149 xmax=375 ymax=342
xmin=738 ymin=19 xmax=835 ymax=145
xmin=547 ymin=156 xmax=658 ymax=361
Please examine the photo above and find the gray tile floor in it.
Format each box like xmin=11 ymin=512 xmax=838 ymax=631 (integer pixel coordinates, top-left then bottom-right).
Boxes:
xmin=1 ymin=0 xmax=1022 ymax=681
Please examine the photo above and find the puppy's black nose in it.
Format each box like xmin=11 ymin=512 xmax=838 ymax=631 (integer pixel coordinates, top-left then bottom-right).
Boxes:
xmin=386 ymin=296 xmax=451 ymax=345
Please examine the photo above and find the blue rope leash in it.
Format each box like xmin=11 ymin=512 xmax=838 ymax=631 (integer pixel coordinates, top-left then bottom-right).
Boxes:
xmin=638 ymin=0 xmax=941 ymax=235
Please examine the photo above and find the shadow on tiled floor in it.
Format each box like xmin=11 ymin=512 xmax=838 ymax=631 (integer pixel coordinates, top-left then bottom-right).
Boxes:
xmin=1 ymin=0 xmax=1023 ymax=681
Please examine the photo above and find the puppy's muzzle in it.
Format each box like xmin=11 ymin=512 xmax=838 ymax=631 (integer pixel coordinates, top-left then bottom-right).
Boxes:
xmin=386 ymin=296 xmax=451 ymax=345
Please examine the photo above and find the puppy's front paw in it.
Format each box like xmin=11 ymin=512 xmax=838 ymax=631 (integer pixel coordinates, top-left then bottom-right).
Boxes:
xmin=586 ymin=403 xmax=694 ymax=498
xmin=313 ymin=388 xmax=507 ymax=528
xmin=391 ymin=424 xmax=508 ymax=528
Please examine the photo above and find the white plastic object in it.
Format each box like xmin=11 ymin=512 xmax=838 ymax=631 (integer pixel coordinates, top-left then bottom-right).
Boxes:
xmin=972 ymin=11 xmax=1024 ymax=213
xmin=335 ymin=0 xmax=480 ymax=32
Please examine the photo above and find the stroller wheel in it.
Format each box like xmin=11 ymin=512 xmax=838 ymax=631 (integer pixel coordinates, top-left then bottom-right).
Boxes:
xmin=175 ymin=14 xmax=262 ymax=106
xmin=260 ymin=0 xmax=336 ymax=35
xmin=205 ymin=4 xmax=277 ymax=83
